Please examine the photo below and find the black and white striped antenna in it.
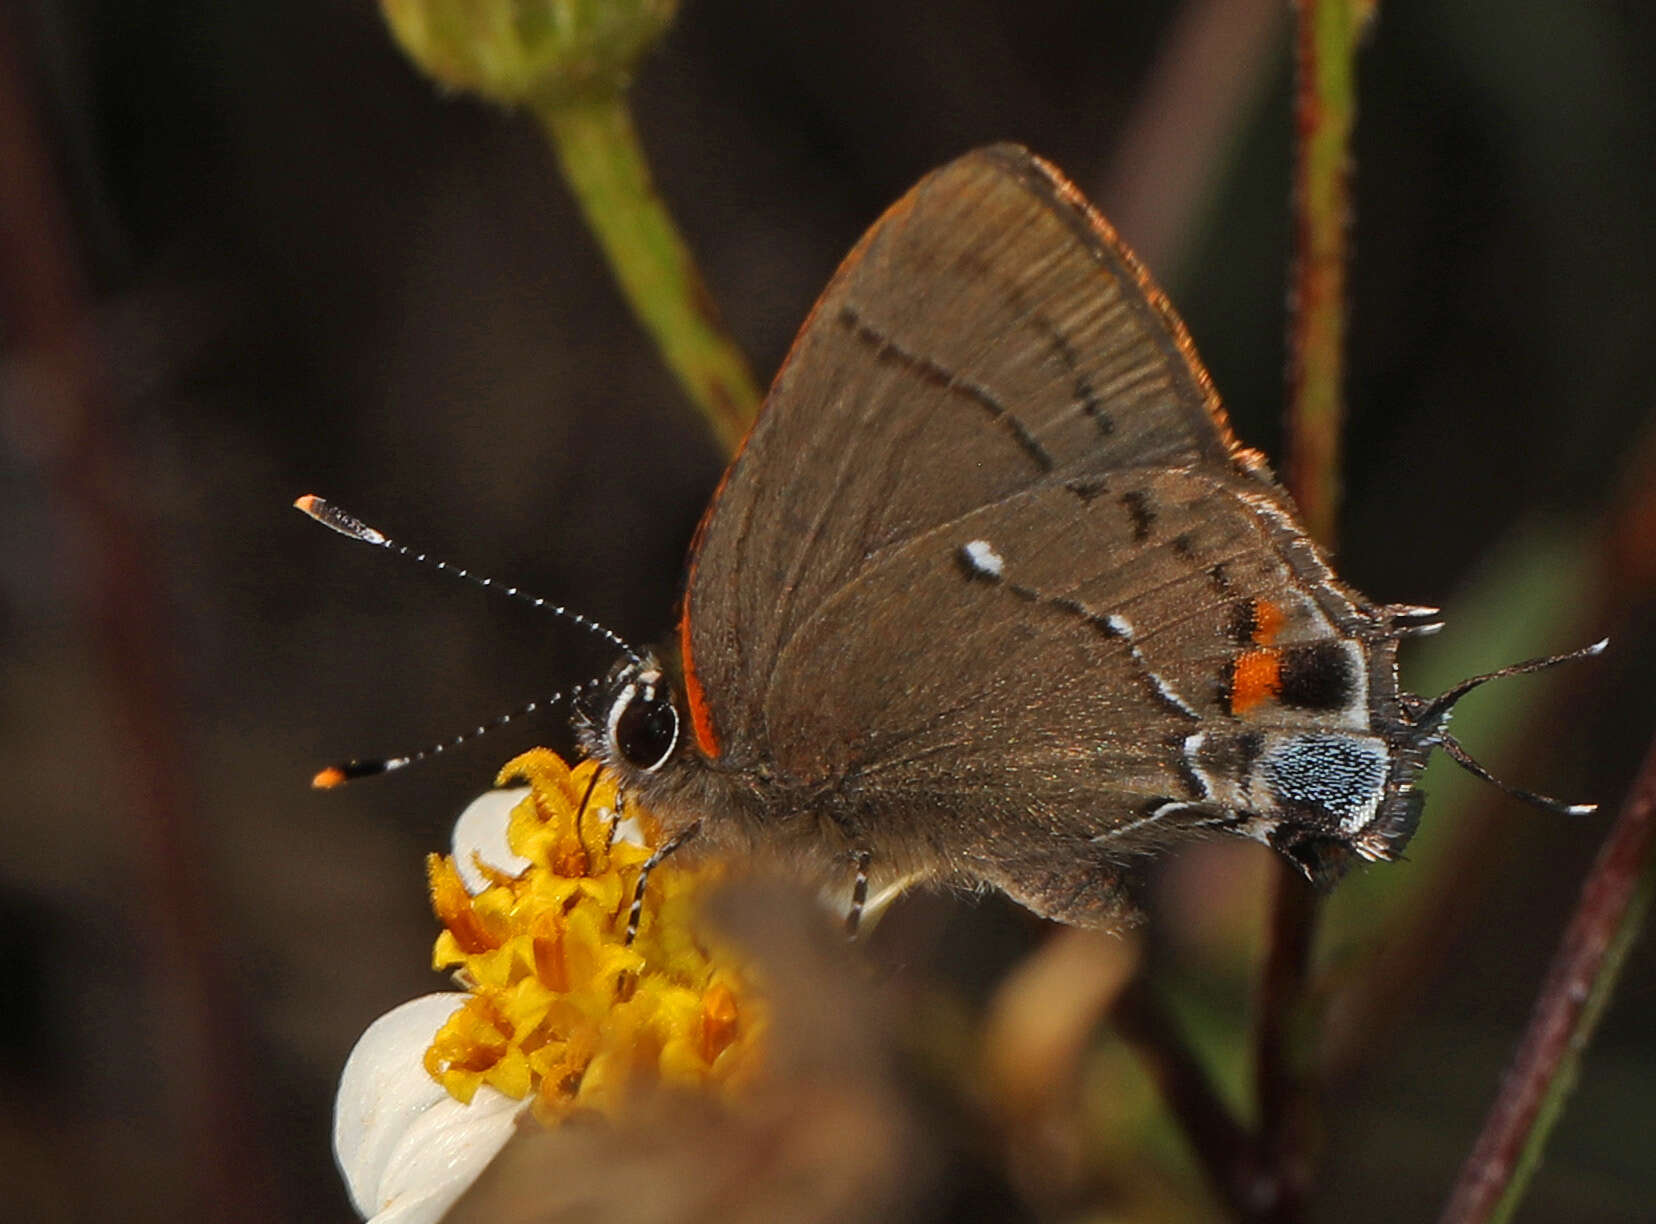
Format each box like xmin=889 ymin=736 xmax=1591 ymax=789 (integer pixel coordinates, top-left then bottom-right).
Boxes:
xmin=296 ymin=494 xmax=632 ymax=786
xmin=295 ymin=495 xmax=638 ymax=661
xmin=309 ymin=684 xmax=595 ymax=788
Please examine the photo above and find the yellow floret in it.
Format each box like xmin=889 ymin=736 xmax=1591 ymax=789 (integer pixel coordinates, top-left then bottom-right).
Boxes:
xmin=423 ymin=750 xmax=765 ymax=1123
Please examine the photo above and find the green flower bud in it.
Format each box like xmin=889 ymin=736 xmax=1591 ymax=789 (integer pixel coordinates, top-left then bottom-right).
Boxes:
xmin=381 ymin=0 xmax=680 ymax=106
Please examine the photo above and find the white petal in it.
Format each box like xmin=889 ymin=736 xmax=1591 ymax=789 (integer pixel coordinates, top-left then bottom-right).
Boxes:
xmin=369 ymin=1087 xmax=525 ymax=1223
xmin=608 ymin=811 xmax=647 ymax=847
xmin=451 ymin=787 xmax=531 ymax=893
xmin=334 ymin=993 xmax=466 ymax=1215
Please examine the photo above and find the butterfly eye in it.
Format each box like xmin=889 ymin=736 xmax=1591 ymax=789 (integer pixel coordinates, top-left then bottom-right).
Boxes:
xmin=608 ymin=680 xmax=680 ymax=773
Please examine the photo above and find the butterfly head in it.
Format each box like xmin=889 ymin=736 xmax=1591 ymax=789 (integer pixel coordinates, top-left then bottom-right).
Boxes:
xmin=577 ymin=654 xmax=685 ymax=783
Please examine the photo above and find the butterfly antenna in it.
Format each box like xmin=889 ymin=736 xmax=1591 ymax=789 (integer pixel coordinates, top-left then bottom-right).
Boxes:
xmin=295 ymin=494 xmax=639 ymax=661
xmin=1438 ymin=734 xmax=1597 ymax=817
xmin=311 ymin=684 xmax=592 ymax=788
xmin=1410 ymin=638 xmax=1608 ymax=735
xmin=1405 ymin=638 xmax=1607 ymax=817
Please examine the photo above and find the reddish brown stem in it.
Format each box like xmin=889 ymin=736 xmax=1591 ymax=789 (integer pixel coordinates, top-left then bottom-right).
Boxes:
xmin=1284 ymin=0 xmax=1361 ymax=545
xmin=1439 ymin=730 xmax=1656 ymax=1224
xmin=1254 ymin=0 xmax=1368 ymax=1215
xmin=1253 ymin=874 xmax=1320 ymax=1221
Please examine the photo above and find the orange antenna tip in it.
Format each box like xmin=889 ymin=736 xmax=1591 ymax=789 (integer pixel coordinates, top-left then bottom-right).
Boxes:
xmin=312 ymin=765 xmax=349 ymax=789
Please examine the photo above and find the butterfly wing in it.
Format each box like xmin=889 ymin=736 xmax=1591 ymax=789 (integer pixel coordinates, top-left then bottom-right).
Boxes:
xmin=761 ymin=466 xmax=1390 ymax=918
xmin=678 ymin=145 xmax=1391 ymax=923
xmin=684 ymin=145 xmax=1269 ymax=749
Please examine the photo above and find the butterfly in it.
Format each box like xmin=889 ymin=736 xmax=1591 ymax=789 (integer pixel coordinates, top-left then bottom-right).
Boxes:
xmin=306 ymin=145 xmax=1597 ymax=933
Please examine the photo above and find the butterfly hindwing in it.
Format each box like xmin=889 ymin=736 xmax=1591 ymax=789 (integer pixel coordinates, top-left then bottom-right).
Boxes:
xmin=757 ymin=468 xmax=1381 ymax=878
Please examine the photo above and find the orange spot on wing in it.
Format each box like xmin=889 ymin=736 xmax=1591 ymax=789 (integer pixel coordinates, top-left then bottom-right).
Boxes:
xmin=1252 ymin=599 xmax=1286 ymax=644
xmin=1230 ymin=648 xmax=1283 ymax=714
xmin=679 ymin=608 xmax=722 ymax=758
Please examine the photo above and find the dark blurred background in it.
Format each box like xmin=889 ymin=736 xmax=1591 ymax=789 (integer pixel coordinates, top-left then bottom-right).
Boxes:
xmin=1 ymin=1 xmax=1651 ymax=1220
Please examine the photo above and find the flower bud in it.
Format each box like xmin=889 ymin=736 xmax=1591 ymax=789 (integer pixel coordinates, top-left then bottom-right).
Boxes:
xmin=381 ymin=0 xmax=680 ymax=106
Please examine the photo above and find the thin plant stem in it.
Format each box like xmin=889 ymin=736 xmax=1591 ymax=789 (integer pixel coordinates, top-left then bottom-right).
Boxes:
xmin=1255 ymin=0 xmax=1372 ymax=1216
xmin=1098 ymin=0 xmax=1286 ymax=278
xmin=1253 ymin=877 xmax=1319 ymax=1221
xmin=1439 ymin=730 xmax=1656 ymax=1224
xmin=1111 ymin=975 xmax=1267 ymax=1218
xmin=536 ymin=93 xmax=761 ymax=456
xmin=1284 ymin=0 xmax=1364 ymax=544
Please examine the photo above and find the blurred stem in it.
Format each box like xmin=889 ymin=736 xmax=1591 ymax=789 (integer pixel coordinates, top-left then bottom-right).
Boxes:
xmin=0 ymin=16 xmax=274 ymax=1221
xmin=1439 ymin=731 xmax=1656 ymax=1224
xmin=536 ymin=94 xmax=760 ymax=455
xmin=1253 ymin=877 xmax=1319 ymax=1220
xmin=1255 ymin=0 xmax=1372 ymax=1217
xmin=1112 ymin=975 xmax=1265 ymax=1217
xmin=1098 ymin=0 xmax=1286 ymax=279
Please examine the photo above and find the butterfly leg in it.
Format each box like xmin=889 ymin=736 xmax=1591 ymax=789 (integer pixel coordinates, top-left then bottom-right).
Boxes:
xmin=624 ymin=820 xmax=700 ymax=945
xmin=844 ymin=848 xmax=873 ymax=939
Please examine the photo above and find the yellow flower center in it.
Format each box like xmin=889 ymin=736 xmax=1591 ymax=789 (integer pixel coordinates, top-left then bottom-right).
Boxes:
xmin=422 ymin=749 xmax=766 ymax=1123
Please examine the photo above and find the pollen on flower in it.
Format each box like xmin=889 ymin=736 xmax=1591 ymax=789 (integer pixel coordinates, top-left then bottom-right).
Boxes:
xmin=421 ymin=749 xmax=767 ymax=1124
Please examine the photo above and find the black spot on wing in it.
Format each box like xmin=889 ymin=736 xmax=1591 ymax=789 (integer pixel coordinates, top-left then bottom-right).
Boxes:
xmin=1217 ymin=656 xmax=1237 ymax=715
xmin=1227 ymin=599 xmax=1258 ymax=645
xmin=837 ymin=305 xmax=1055 ymax=472
xmin=955 ymin=546 xmax=1001 ymax=583
xmin=1277 ymin=642 xmax=1357 ymax=711
xmin=1072 ymin=376 xmax=1113 ymax=434
xmin=1167 ymin=733 xmax=1207 ymax=799
xmin=1120 ymin=490 xmax=1154 ymax=542
xmin=1051 ymin=596 xmax=1122 ymax=639
xmin=1195 ymin=731 xmax=1264 ymax=792
xmin=1065 ymin=475 xmax=1110 ymax=502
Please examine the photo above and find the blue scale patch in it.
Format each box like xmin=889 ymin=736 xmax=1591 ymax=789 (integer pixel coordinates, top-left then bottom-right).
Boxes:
xmin=1260 ymin=734 xmax=1387 ymax=823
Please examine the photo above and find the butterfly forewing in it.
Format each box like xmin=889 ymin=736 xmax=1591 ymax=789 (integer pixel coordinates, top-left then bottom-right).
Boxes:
xmin=686 ymin=145 xmax=1273 ymax=764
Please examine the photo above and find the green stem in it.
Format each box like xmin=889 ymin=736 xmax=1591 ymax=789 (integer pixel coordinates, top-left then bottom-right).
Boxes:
xmin=537 ymin=94 xmax=761 ymax=456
